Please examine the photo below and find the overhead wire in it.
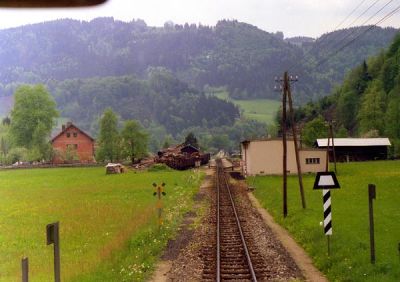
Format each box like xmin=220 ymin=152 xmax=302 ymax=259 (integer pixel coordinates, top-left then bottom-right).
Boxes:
xmin=316 ymin=0 xmax=396 ymax=61
xmin=316 ymin=0 xmax=381 ymax=51
xmin=313 ymin=3 xmax=400 ymax=69
xmin=286 ymin=0 xmax=398 ymax=72
xmin=286 ymin=0 xmax=375 ymax=72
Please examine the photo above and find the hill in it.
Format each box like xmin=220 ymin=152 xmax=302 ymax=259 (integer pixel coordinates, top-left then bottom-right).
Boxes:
xmin=296 ymin=33 xmax=400 ymax=156
xmin=0 ymin=18 xmax=397 ymax=104
xmin=0 ymin=18 xmax=398 ymax=152
xmin=48 ymin=69 xmax=240 ymax=136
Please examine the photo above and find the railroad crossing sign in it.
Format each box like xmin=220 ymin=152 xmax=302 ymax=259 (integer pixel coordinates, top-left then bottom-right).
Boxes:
xmin=152 ymin=182 xmax=166 ymax=227
xmin=152 ymin=182 xmax=166 ymax=197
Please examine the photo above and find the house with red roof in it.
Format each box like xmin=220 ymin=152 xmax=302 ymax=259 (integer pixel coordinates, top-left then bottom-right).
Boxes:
xmin=51 ymin=122 xmax=95 ymax=164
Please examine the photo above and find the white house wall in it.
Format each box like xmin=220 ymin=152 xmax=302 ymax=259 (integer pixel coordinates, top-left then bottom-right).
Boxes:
xmin=242 ymin=140 xmax=326 ymax=175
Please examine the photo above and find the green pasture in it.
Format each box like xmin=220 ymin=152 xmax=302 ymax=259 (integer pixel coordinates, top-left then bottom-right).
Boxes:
xmin=250 ymin=160 xmax=400 ymax=282
xmin=0 ymin=166 xmax=202 ymax=281
xmin=211 ymin=90 xmax=280 ymax=124
xmin=234 ymin=99 xmax=280 ymax=124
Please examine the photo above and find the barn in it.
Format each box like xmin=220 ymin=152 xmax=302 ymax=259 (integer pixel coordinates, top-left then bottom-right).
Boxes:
xmin=51 ymin=122 xmax=96 ymax=164
xmin=315 ymin=138 xmax=391 ymax=162
xmin=241 ymin=139 xmax=326 ymax=176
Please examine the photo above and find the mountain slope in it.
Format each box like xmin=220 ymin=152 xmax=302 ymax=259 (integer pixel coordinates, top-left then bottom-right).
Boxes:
xmin=0 ymin=18 xmax=397 ymax=103
xmin=297 ymin=33 xmax=400 ymax=155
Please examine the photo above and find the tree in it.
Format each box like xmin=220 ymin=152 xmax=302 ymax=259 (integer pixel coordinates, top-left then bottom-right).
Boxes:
xmin=121 ymin=120 xmax=148 ymax=165
xmin=358 ymin=81 xmax=385 ymax=135
xmin=302 ymin=116 xmax=328 ymax=147
xmin=384 ymin=94 xmax=400 ymax=139
xmin=96 ymin=108 xmax=121 ymax=162
xmin=184 ymin=132 xmax=199 ymax=148
xmin=9 ymin=84 xmax=58 ymax=161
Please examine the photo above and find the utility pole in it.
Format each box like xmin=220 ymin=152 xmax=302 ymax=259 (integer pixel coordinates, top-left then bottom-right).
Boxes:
xmin=282 ymin=73 xmax=288 ymax=218
xmin=276 ymin=72 xmax=305 ymax=216
xmin=287 ymin=74 xmax=306 ymax=209
xmin=325 ymin=135 xmax=330 ymax=172
xmin=325 ymin=120 xmax=337 ymax=173
xmin=328 ymin=121 xmax=337 ymax=173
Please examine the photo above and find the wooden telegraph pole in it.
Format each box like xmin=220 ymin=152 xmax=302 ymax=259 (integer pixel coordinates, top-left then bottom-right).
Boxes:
xmin=277 ymin=72 xmax=306 ymax=217
xmin=329 ymin=121 xmax=337 ymax=173
xmin=287 ymin=75 xmax=306 ymax=209
xmin=325 ymin=120 xmax=337 ymax=173
xmin=282 ymin=73 xmax=288 ymax=218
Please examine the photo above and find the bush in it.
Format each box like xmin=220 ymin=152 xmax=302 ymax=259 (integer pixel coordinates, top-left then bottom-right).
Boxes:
xmin=148 ymin=163 xmax=170 ymax=172
xmin=7 ymin=147 xmax=29 ymax=164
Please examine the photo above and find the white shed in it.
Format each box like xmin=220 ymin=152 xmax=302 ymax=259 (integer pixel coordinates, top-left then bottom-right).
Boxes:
xmin=241 ymin=139 xmax=326 ymax=176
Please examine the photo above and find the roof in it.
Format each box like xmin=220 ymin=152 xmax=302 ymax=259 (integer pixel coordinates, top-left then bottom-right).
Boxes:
xmin=181 ymin=144 xmax=200 ymax=152
xmin=241 ymin=138 xmax=295 ymax=144
xmin=51 ymin=122 xmax=95 ymax=143
xmin=316 ymin=138 xmax=391 ymax=147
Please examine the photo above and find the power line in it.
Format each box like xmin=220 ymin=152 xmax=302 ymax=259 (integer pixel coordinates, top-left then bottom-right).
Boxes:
xmin=333 ymin=0 xmax=369 ymax=30
xmin=316 ymin=0 xmax=381 ymax=52
xmin=313 ymin=3 xmax=400 ymax=69
xmin=286 ymin=0 xmax=377 ymax=72
xmin=346 ymin=0 xmax=382 ymax=29
xmin=319 ymin=0 xmax=396 ymax=59
xmin=288 ymin=0 xmax=397 ymax=72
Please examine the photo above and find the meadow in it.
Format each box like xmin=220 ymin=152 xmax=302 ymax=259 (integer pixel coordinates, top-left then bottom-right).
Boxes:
xmin=233 ymin=99 xmax=280 ymax=124
xmin=211 ymin=90 xmax=280 ymax=124
xmin=0 ymin=166 xmax=202 ymax=281
xmin=250 ymin=160 xmax=400 ymax=282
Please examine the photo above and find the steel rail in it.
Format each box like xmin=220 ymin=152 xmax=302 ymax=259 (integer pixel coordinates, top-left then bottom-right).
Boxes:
xmin=216 ymin=159 xmax=257 ymax=282
xmin=216 ymin=161 xmax=221 ymax=282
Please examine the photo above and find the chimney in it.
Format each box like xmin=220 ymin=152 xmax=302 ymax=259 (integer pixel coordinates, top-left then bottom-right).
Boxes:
xmin=66 ymin=121 xmax=72 ymax=127
xmin=62 ymin=124 xmax=66 ymax=131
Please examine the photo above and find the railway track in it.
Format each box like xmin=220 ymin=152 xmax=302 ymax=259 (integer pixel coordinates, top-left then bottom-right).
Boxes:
xmin=202 ymin=159 xmax=269 ymax=281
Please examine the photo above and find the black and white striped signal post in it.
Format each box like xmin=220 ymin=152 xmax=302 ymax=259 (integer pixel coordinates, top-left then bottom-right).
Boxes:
xmin=323 ymin=189 xmax=332 ymax=236
xmin=314 ymin=172 xmax=340 ymax=256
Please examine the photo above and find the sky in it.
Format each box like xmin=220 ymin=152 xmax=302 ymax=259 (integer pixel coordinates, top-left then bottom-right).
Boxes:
xmin=0 ymin=0 xmax=399 ymax=38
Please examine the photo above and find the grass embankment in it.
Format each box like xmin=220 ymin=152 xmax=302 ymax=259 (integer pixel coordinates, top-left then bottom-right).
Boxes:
xmin=212 ymin=90 xmax=280 ymax=124
xmin=250 ymin=161 xmax=400 ymax=282
xmin=0 ymin=166 xmax=202 ymax=281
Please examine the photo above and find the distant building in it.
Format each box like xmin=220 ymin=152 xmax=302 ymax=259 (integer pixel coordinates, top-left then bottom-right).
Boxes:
xmin=315 ymin=138 xmax=391 ymax=162
xmin=51 ymin=122 xmax=95 ymax=164
xmin=241 ymin=139 xmax=326 ymax=176
xmin=156 ymin=143 xmax=210 ymax=170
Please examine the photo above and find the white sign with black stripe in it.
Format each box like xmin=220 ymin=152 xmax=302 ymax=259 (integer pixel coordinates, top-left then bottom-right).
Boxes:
xmin=313 ymin=172 xmax=340 ymax=236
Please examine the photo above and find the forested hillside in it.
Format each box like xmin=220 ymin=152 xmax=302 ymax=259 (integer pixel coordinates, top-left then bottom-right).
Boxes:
xmin=297 ymin=33 xmax=400 ymax=156
xmin=0 ymin=17 xmax=398 ymax=152
xmin=0 ymin=18 xmax=397 ymax=103
xmin=48 ymin=68 xmax=239 ymax=136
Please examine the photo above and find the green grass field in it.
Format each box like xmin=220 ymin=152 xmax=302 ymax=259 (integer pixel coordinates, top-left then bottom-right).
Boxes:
xmin=211 ymin=90 xmax=280 ymax=124
xmin=234 ymin=99 xmax=280 ymax=124
xmin=250 ymin=161 xmax=400 ymax=282
xmin=0 ymin=167 xmax=202 ymax=281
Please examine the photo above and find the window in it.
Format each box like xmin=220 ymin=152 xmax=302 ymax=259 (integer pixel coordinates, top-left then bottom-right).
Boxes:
xmin=67 ymin=144 xmax=78 ymax=150
xmin=306 ymin=158 xmax=320 ymax=164
xmin=73 ymin=132 xmax=78 ymax=137
xmin=66 ymin=132 xmax=70 ymax=138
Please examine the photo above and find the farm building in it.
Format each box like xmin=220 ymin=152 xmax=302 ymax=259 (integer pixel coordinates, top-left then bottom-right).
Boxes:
xmin=156 ymin=144 xmax=210 ymax=170
xmin=241 ymin=139 xmax=326 ymax=176
xmin=51 ymin=122 xmax=96 ymax=164
xmin=315 ymin=138 xmax=391 ymax=162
